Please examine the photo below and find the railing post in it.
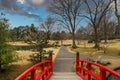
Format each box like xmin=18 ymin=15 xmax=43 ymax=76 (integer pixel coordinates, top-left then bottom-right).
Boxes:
xmin=41 ymin=64 xmax=45 ymax=80
xmin=100 ymin=67 xmax=106 ymax=80
xmin=87 ymin=63 xmax=91 ymax=80
xmin=49 ymin=51 xmax=53 ymax=73
xmin=46 ymin=62 xmax=49 ymax=78
xmin=81 ymin=61 xmax=84 ymax=76
xmin=76 ymin=52 xmax=80 ymax=73
xmin=31 ymin=67 xmax=36 ymax=80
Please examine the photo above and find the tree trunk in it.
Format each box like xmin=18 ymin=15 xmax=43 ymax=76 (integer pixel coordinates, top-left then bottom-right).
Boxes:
xmin=61 ymin=40 xmax=63 ymax=45
xmin=94 ymin=28 xmax=100 ymax=49
xmin=104 ymin=34 xmax=107 ymax=43
xmin=77 ymin=40 xmax=80 ymax=45
xmin=104 ymin=25 xmax=107 ymax=43
xmin=117 ymin=17 xmax=120 ymax=36
xmin=72 ymin=32 xmax=77 ymax=48
xmin=114 ymin=0 xmax=120 ymax=38
xmin=39 ymin=52 xmax=42 ymax=62
xmin=0 ymin=60 xmax=2 ymax=71
xmin=115 ymin=25 xmax=120 ymax=38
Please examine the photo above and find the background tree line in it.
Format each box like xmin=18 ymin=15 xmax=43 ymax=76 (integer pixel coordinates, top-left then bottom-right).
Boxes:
xmin=7 ymin=0 xmax=120 ymax=50
xmin=48 ymin=0 xmax=120 ymax=49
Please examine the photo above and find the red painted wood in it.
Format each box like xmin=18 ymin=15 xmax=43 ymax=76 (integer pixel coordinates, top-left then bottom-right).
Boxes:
xmin=15 ymin=51 xmax=120 ymax=80
xmin=76 ymin=52 xmax=80 ymax=73
xmin=100 ymin=67 xmax=106 ymax=80
xmin=15 ymin=52 xmax=53 ymax=80
xmin=87 ymin=63 xmax=91 ymax=80
xmin=31 ymin=67 xmax=36 ymax=80
xmin=76 ymin=52 xmax=120 ymax=80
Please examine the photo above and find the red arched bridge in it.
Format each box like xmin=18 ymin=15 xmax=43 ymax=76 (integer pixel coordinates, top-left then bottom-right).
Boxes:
xmin=15 ymin=52 xmax=120 ymax=80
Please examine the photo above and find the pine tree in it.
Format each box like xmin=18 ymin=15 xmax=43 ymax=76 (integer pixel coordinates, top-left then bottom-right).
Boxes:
xmin=0 ymin=18 xmax=18 ymax=71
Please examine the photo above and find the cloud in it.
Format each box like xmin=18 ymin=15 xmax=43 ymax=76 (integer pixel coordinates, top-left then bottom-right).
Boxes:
xmin=32 ymin=0 xmax=44 ymax=5
xmin=0 ymin=0 xmax=41 ymax=21
xmin=26 ymin=0 xmax=51 ymax=7
xmin=17 ymin=0 xmax=25 ymax=4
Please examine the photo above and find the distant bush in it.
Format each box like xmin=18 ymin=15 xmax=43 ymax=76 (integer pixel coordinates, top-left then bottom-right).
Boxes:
xmin=88 ymin=40 xmax=94 ymax=43
xmin=52 ymin=41 xmax=60 ymax=48
xmin=29 ymin=50 xmax=53 ymax=63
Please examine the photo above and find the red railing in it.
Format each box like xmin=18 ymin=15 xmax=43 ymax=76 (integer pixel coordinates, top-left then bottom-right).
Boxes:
xmin=15 ymin=52 xmax=53 ymax=80
xmin=76 ymin=52 xmax=120 ymax=80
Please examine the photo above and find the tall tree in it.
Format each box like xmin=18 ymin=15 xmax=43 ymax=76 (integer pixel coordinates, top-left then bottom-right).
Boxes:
xmin=52 ymin=31 xmax=61 ymax=41
xmin=49 ymin=0 xmax=82 ymax=48
xmin=41 ymin=17 xmax=55 ymax=46
xmin=0 ymin=17 xmax=18 ymax=71
xmin=11 ymin=26 xmax=28 ymax=41
xmin=76 ymin=27 xmax=87 ymax=44
xmin=114 ymin=0 xmax=120 ymax=38
xmin=82 ymin=0 xmax=113 ymax=49
xmin=25 ymin=24 xmax=37 ymax=42
xmin=10 ymin=24 xmax=37 ymax=42
xmin=100 ymin=9 xmax=113 ymax=43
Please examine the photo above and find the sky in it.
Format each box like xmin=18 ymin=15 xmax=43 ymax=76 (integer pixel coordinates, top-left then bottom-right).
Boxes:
xmin=0 ymin=0 xmax=50 ymax=27
xmin=0 ymin=0 xmax=119 ymax=28
xmin=5 ymin=7 xmax=49 ymax=27
xmin=0 ymin=0 xmax=89 ymax=28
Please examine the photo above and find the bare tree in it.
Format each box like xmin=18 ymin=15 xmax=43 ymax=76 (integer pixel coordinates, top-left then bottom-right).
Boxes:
xmin=76 ymin=26 xmax=91 ymax=44
xmin=41 ymin=17 xmax=55 ymax=45
xmin=100 ymin=9 xmax=113 ymax=43
xmin=81 ymin=0 xmax=113 ymax=49
xmin=114 ymin=0 xmax=120 ymax=38
xmin=103 ymin=15 xmax=109 ymax=43
xmin=49 ymin=0 xmax=82 ymax=48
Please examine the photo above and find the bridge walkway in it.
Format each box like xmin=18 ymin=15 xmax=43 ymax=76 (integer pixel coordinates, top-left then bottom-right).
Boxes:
xmin=49 ymin=46 xmax=82 ymax=80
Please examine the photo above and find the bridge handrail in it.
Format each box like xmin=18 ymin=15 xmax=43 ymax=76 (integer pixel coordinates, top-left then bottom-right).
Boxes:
xmin=76 ymin=52 xmax=120 ymax=80
xmin=15 ymin=52 xmax=53 ymax=80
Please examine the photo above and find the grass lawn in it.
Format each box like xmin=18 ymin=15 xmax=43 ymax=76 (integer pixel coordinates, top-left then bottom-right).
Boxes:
xmin=0 ymin=41 xmax=60 ymax=80
xmin=0 ymin=63 xmax=33 ymax=80
xmin=69 ymin=40 xmax=120 ymax=71
xmin=71 ymin=47 xmax=98 ymax=54
xmin=106 ymin=59 xmax=120 ymax=69
xmin=70 ymin=40 xmax=120 ymax=56
xmin=71 ymin=47 xmax=120 ymax=56
xmin=104 ymin=48 xmax=120 ymax=56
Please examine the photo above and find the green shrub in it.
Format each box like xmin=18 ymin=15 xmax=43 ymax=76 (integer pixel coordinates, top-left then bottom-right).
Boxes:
xmin=29 ymin=50 xmax=52 ymax=63
xmin=0 ymin=18 xmax=19 ymax=72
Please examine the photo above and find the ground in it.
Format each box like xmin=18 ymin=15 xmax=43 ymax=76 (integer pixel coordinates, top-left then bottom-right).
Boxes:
xmin=1 ymin=40 xmax=120 ymax=80
xmin=0 ymin=41 xmax=60 ymax=80
xmin=67 ymin=39 xmax=120 ymax=56
xmin=67 ymin=39 xmax=120 ymax=70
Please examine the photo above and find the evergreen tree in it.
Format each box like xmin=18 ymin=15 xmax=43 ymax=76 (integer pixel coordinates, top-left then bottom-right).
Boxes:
xmin=0 ymin=17 xmax=18 ymax=71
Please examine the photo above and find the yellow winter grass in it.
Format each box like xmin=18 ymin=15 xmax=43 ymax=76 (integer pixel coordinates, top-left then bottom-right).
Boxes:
xmin=8 ymin=41 xmax=30 ymax=46
xmin=66 ymin=39 xmax=120 ymax=56
xmin=3 ymin=41 xmax=60 ymax=80
xmin=11 ymin=41 xmax=60 ymax=65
